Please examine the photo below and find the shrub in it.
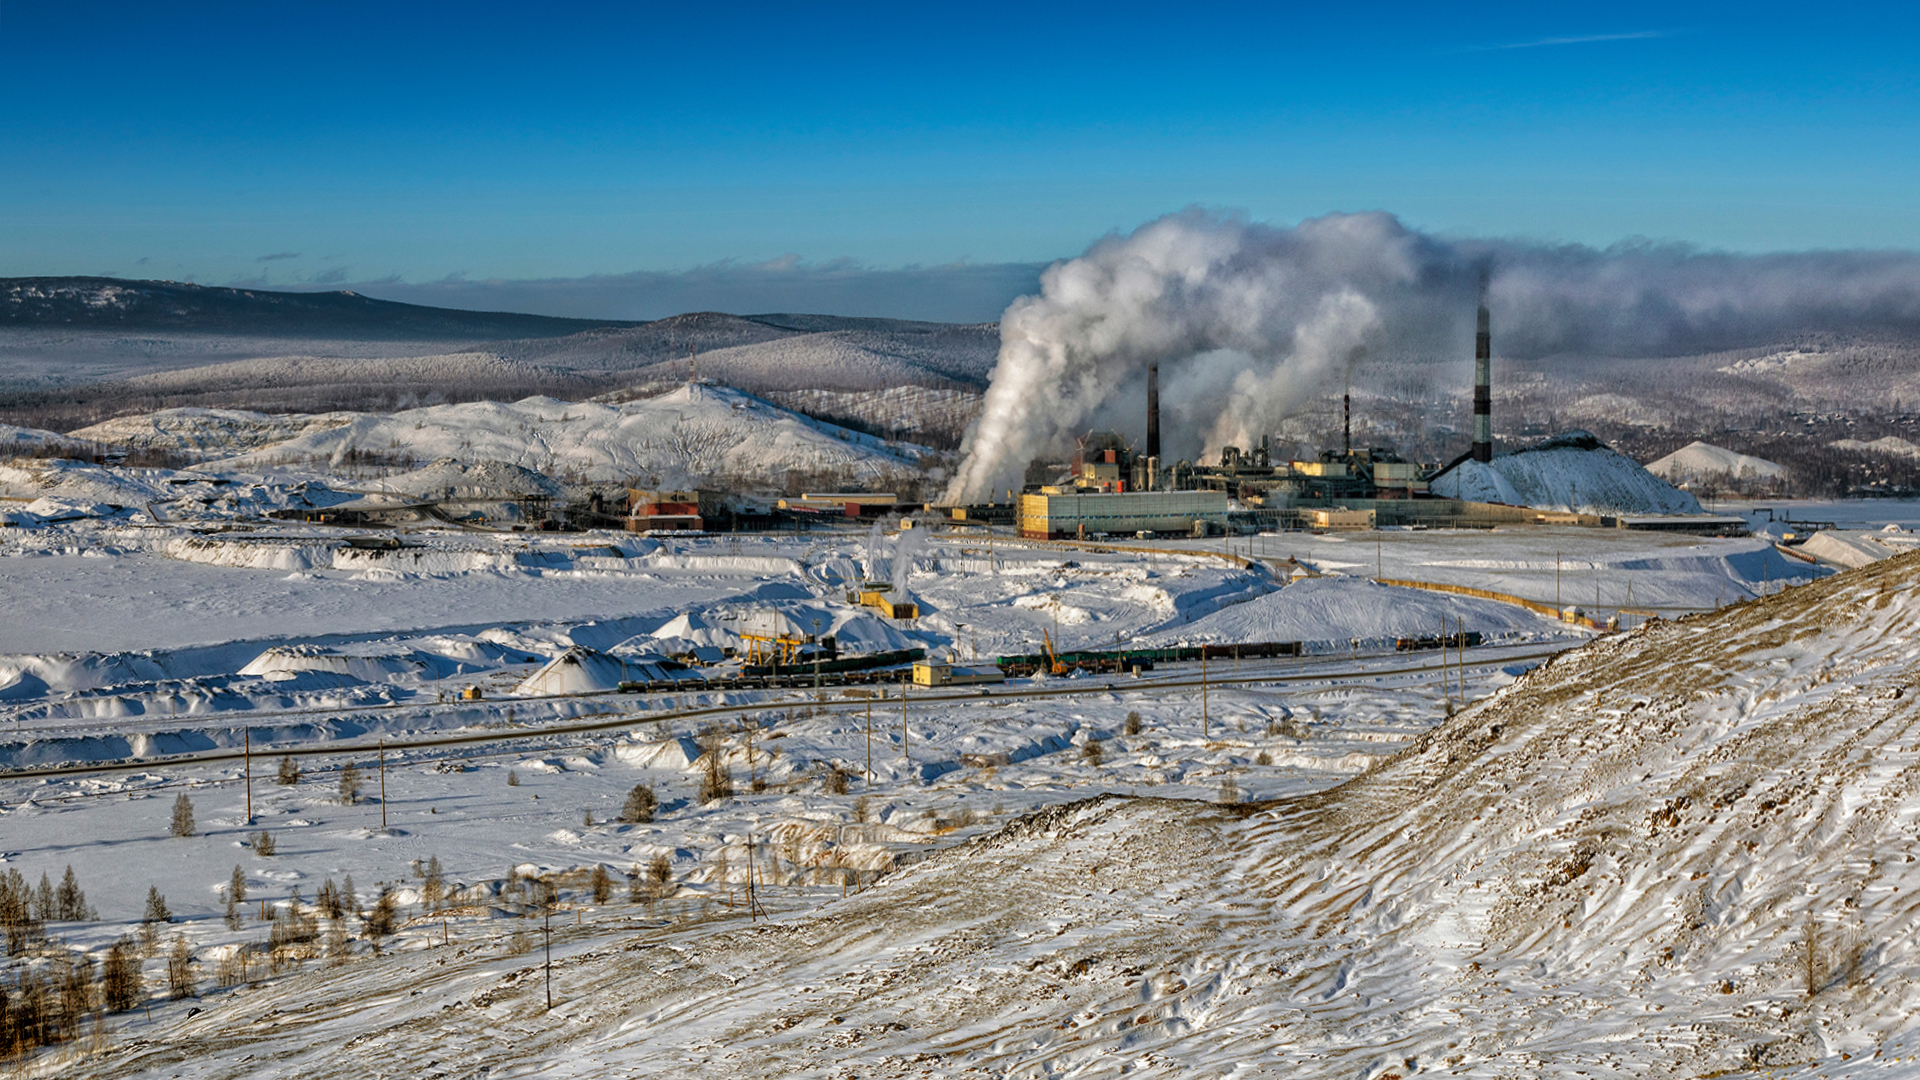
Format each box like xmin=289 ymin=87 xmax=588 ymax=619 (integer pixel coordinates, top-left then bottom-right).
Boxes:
xmin=1124 ymin=711 xmax=1142 ymax=736
xmin=1080 ymin=740 xmax=1104 ymax=766
xmin=620 ymin=784 xmax=657 ymax=823
xmin=1254 ymin=750 xmax=1273 ymax=766
xmin=821 ymin=765 xmax=849 ymax=795
xmin=649 ymin=853 xmax=673 ymax=891
xmin=339 ymin=764 xmax=362 ymax=805
xmin=252 ymin=831 xmax=276 ymax=857
xmin=363 ymin=885 xmax=397 ymax=947
xmin=170 ymin=793 xmax=196 ymax=837
xmin=507 ymin=769 xmax=520 ymax=787
xmin=317 ymin=877 xmax=344 ymax=920
xmin=422 ymin=857 xmax=445 ymax=909
xmin=1218 ymin=775 xmax=1242 ymax=805
xmin=276 ymin=754 xmax=300 ymax=785
xmin=590 ymin=864 xmax=612 ymax=904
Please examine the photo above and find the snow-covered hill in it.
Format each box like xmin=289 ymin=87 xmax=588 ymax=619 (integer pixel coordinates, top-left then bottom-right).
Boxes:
xmin=1648 ymin=440 xmax=1788 ymax=484
xmin=204 ymin=383 xmax=928 ymax=488
xmin=1431 ymin=430 xmax=1703 ymax=514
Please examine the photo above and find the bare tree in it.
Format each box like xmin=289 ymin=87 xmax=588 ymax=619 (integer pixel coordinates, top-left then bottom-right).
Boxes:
xmin=699 ymin=725 xmax=733 ymax=803
xmin=339 ymin=764 xmax=363 ymax=805
xmin=167 ymin=936 xmax=195 ymax=999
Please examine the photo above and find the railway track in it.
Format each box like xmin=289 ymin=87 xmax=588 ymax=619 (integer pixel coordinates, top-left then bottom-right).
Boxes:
xmin=0 ymin=642 xmax=1575 ymax=782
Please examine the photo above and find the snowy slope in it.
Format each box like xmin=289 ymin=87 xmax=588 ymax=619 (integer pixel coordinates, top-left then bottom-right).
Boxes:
xmin=1431 ymin=431 xmax=1704 ymax=514
xmin=68 ymin=407 xmax=360 ymax=455
xmin=203 ymin=384 xmax=926 ymax=487
xmin=373 ymin=458 xmax=565 ymax=500
xmin=1648 ymin=440 xmax=1788 ymax=483
xmin=63 ymin=550 xmax=1920 ymax=1076
xmin=1831 ymin=436 xmax=1920 ymax=459
xmin=0 ymin=422 xmax=70 ymax=450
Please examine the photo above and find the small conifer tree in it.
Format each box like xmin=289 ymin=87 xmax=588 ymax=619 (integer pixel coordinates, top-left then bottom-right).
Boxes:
xmin=170 ymin=793 xmax=196 ymax=837
xmin=102 ymin=938 xmax=142 ymax=1012
xmin=141 ymin=886 xmax=171 ymax=948
xmin=31 ymin=873 xmax=54 ymax=923
xmin=276 ymin=754 xmax=300 ymax=785
xmin=590 ymin=863 xmax=612 ymax=904
xmin=55 ymin=865 xmax=89 ymax=921
xmin=339 ymin=764 xmax=362 ymax=805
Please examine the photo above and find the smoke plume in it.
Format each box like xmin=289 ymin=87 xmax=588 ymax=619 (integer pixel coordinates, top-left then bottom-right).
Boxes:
xmin=945 ymin=209 xmax=1920 ymax=504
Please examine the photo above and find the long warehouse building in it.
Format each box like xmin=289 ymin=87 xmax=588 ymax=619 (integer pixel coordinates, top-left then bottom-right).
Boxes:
xmin=1017 ymin=490 xmax=1229 ymax=539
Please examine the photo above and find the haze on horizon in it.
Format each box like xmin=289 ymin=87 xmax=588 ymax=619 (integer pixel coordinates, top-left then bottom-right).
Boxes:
xmin=3 ymin=0 xmax=1917 ymax=322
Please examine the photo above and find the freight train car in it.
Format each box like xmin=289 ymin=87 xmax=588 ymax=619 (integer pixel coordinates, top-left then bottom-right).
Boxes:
xmin=993 ymin=640 xmax=1302 ymax=678
xmin=1394 ymin=631 xmax=1483 ymax=652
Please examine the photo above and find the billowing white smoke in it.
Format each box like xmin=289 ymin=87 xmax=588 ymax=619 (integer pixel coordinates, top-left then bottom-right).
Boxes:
xmin=947 ymin=210 xmax=1443 ymax=503
xmin=863 ymin=521 xmax=885 ymax=584
xmin=890 ymin=528 xmax=925 ymax=598
xmin=946 ymin=209 xmax=1920 ymax=504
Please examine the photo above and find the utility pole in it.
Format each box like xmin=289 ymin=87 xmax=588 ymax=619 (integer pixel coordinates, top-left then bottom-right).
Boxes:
xmin=243 ymin=728 xmax=253 ymax=825
xmin=746 ymin=830 xmax=760 ymax=921
xmin=900 ymin=680 xmax=909 ymax=767
xmin=543 ymin=902 xmax=553 ymax=1009
xmin=1555 ymin=551 xmax=1561 ymax=610
xmin=865 ymin=698 xmax=873 ymax=784
xmin=1201 ymin=649 xmax=1209 ymax=738
xmin=378 ymin=740 xmax=388 ymax=832
xmin=1441 ymin=617 xmax=1451 ymax=712
xmin=1376 ymin=533 xmax=1382 ymax=579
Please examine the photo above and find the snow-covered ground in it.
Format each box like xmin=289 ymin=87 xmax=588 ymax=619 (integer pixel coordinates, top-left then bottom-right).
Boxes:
xmin=18 ymin=529 xmax=1920 ymax=1077
xmin=12 ymin=444 xmax=1920 ymax=1076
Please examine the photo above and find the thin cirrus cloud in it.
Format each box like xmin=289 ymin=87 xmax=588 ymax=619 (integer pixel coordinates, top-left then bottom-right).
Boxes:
xmin=255 ymin=252 xmax=301 ymax=262
xmin=308 ymin=258 xmax=1050 ymax=324
xmin=1472 ymin=29 xmax=1672 ymax=51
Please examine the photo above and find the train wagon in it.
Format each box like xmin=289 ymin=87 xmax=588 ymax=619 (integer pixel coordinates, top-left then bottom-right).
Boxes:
xmin=1395 ymin=630 xmax=1483 ymax=652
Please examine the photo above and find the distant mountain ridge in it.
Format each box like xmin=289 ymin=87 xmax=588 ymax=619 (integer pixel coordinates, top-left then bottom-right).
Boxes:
xmin=0 ymin=276 xmax=638 ymax=339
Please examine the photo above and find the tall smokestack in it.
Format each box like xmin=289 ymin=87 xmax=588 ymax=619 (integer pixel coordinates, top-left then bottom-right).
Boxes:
xmin=1146 ymin=362 xmax=1161 ymax=462
xmin=1343 ymin=388 xmax=1351 ymax=457
xmin=1472 ymin=272 xmax=1492 ymax=464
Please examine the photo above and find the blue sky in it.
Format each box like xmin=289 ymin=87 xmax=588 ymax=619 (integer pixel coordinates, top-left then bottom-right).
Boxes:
xmin=3 ymin=1 xmax=1916 ymax=320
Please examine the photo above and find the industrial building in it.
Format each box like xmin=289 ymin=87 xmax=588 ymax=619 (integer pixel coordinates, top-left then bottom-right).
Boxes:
xmin=776 ymin=492 xmax=904 ymax=518
xmin=1017 ymin=489 xmax=1229 ymax=539
xmin=627 ymin=489 xmax=725 ymax=532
